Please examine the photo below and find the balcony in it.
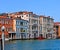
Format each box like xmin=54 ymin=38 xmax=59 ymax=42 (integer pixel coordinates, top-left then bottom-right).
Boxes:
xmin=32 ymin=24 xmax=38 ymax=27
xmin=32 ymin=27 xmax=38 ymax=32
xmin=20 ymin=29 xmax=28 ymax=33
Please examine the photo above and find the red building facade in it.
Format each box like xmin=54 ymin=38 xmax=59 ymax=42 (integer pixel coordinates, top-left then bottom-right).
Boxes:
xmin=0 ymin=16 xmax=16 ymax=39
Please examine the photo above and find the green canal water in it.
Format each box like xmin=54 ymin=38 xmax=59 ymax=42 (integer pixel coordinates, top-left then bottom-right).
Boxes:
xmin=0 ymin=39 xmax=60 ymax=50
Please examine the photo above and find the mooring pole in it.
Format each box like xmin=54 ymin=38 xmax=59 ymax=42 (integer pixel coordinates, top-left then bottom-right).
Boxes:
xmin=1 ymin=26 xmax=5 ymax=50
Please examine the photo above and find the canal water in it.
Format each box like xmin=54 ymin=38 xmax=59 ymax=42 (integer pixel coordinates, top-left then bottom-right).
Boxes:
xmin=0 ymin=39 xmax=60 ymax=50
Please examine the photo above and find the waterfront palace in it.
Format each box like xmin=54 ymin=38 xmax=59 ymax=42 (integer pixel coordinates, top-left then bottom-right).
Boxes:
xmin=0 ymin=11 xmax=57 ymax=39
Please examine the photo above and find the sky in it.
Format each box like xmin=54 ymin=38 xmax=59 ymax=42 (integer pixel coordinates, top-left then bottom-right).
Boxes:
xmin=0 ymin=0 xmax=60 ymax=22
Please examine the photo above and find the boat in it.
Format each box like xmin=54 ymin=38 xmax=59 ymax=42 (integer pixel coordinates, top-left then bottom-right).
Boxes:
xmin=38 ymin=37 xmax=45 ymax=40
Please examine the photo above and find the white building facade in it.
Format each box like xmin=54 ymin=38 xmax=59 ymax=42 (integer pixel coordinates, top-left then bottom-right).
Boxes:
xmin=40 ymin=16 xmax=54 ymax=39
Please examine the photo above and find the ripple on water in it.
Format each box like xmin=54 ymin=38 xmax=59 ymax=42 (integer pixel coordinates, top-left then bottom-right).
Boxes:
xmin=0 ymin=39 xmax=60 ymax=50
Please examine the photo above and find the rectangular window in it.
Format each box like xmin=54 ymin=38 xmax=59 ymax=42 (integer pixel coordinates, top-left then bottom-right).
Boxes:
xmin=0 ymin=19 xmax=1 ymax=23
xmin=8 ymin=28 xmax=12 ymax=31
xmin=25 ymin=22 xmax=27 ymax=26
xmin=16 ymin=21 xmax=20 ymax=25
xmin=20 ymin=28 xmax=26 ymax=32
xmin=16 ymin=28 xmax=20 ymax=32
xmin=33 ymin=20 xmax=38 ymax=24
xmin=40 ymin=26 xmax=42 ymax=31
xmin=1 ymin=20 xmax=4 ymax=24
xmin=20 ymin=22 xmax=23 ymax=26
xmin=20 ymin=28 xmax=23 ymax=32
xmin=5 ymin=21 xmax=8 ymax=24
xmin=6 ymin=28 xmax=8 ymax=31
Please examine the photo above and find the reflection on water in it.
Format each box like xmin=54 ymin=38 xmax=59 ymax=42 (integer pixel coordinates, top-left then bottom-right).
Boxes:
xmin=0 ymin=39 xmax=60 ymax=50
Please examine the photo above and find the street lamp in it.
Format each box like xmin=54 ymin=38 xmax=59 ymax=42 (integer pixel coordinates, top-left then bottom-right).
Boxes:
xmin=1 ymin=26 xmax=5 ymax=50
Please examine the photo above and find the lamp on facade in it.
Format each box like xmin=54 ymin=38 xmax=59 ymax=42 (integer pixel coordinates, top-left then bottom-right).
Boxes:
xmin=1 ymin=26 xmax=5 ymax=50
